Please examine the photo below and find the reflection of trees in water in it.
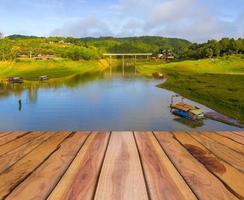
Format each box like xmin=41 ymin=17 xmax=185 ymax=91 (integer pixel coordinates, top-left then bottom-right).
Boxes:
xmin=0 ymin=83 xmax=23 ymax=98
xmin=27 ymin=87 xmax=38 ymax=104
xmin=0 ymin=71 xmax=105 ymax=101
xmin=105 ymin=65 xmax=139 ymax=78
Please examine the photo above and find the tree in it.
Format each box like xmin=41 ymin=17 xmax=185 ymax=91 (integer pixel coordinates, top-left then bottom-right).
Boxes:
xmin=205 ymin=48 xmax=213 ymax=58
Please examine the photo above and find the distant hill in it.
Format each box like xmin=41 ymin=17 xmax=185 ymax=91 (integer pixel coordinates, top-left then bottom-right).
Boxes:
xmin=6 ymin=35 xmax=191 ymax=54
xmin=2 ymin=35 xmax=242 ymax=61
xmin=7 ymin=34 xmax=40 ymax=39
xmin=80 ymin=36 xmax=191 ymax=54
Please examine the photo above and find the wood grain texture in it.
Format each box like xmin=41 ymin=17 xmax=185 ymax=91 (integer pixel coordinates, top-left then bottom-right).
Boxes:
xmin=0 ymin=131 xmax=243 ymax=200
xmin=6 ymin=132 xmax=89 ymax=200
xmin=161 ymin=131 xmax=242 ymax=200
xmin=0 ymin=132 xmax=42 ymax=156
xmin=189 ymin=132 xmax=244 ymax=172
xmin=173 ymin=132 xmax=244 ymax=197
xmin=48 ymin=132 xmax=109 ymax=200
xmin=0 ymin=131 xmax=70 ymax=199
xmin=0 ymin=132 xmax=28 ymax=146
xmin=94 ymin=132 xmax=148 ymax=200
xmin=135 ymin=132 xmax=196 ymax=200
xmin=0 ymin=132 xmax=12 ymax=138
xmin=217 ymin=132 xmax=244 ymax=145
xmin=0 ymin=132 xmax=52 ymax=173
xmin=203 ymin=132 xmax=244 ymax=154
xmin=233 ymin=131 xmax=244 ymax=137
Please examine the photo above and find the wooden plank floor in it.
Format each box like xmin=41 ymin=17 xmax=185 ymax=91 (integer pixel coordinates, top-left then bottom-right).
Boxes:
xmin=0 ymin=131 xmax=243 ymax=200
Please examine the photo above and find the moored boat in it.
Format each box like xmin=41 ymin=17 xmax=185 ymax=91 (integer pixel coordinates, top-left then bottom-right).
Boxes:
xmin=6 ymin=77 xmax=24 ymax=84
xmin=39 ymin=75 xmax=48 ymax=81
xmin=170 ymin=95 xmax=204 ymax=120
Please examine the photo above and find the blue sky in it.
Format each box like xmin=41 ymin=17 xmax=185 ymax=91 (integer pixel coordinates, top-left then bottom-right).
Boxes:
xmin=0 ymin=0 xmax=243 ymax=42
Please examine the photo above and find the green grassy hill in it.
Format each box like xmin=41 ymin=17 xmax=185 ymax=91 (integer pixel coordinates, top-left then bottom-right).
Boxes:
xmin=80 ymin=36 xmax=191 ymax=53
xmin=0 ymin=59 xmax=109 ymax=81
xmin=0 ymin=35 xmax=191 ymax=61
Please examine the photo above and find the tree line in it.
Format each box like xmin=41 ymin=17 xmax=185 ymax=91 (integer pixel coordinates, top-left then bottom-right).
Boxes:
xmin=178 ymin=38 xmax=244 ymax=59
xmin=0 ymin=34 xmax=243 ymax=61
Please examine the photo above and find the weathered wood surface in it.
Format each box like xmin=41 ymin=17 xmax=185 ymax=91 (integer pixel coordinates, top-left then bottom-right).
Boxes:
xmin=0 ymin=132 xmax=28 ymax=146
xmin=189 ymin=132 xmax=244 ymax=172
xmin=217 ymin=131 xmax=244 ymax=145
xmin=135 ymin=132 xmax=197 ymax=200
xmin=48 ymin=132 xmax=110 ymax=200
xmin=6 ymin=132 xmax=89 ymax=200
xmin=0 ymin=131 xmax=243 ymax=200
xmin=0 ymin=131 xmax=70 ymax=199
xmin=94 ymin=132 xmax=148 ymax=200
xmin=0 ymin=132 xmax=12 ymax=139
xmin=155 ymin=132 xmax=241 ymax=200
xmin=0 ymin=132 xmax=52 ymax=173
xmin=169 ymin=132 xmax=243 ymax=199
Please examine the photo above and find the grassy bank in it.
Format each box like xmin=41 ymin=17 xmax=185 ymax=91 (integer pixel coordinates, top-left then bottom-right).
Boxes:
xmin=0 ymin=59 xmax=109 ymax=81
xmin=137 ymin=55 xmax=244 ymax=123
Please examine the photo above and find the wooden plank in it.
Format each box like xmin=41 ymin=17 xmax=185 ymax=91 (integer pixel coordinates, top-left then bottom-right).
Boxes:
xmin=161 ymin=132 xmax=242 ymax=199
xmin=203 ymin=132 xmax=244 ymax=154
xmin=0 ymin=132 xmax=12 ymax=138
xmin=0 ymin=132 xmax=28 ymax=146
xmin=6 ymin=132 xmax=89 ymax=200
xmin=134 ymin=132 xmax=197 ymax=200
xmin=0 ymin=132 xmax=53 ymax=173
xmin=0 ymin=131 xmax=70 ymax=199
xmin=189 ymin=132 xmax=244 ymax=173
xmin=48 ymin=132 xmax=110 ymax=200
xmin=233 ymin=131 xmax=244 ymax=137
xmin=0 ymin=132 xmax=42 ymax=156
xmin=217 ymin=132 xmax=244 ymax=145
xmin=94 ymin=132 xmax=148 ymax=200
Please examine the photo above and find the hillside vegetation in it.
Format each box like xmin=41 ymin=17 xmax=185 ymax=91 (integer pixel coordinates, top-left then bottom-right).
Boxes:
xmin=1 ymin=35 xmax=243 ymax=61
xmin=0 ymin=35 xmax=190 ymax=61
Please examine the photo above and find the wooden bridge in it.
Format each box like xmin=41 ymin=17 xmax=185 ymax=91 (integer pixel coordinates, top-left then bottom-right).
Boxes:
xmin=103 ymin=53 xmax=153 ymax=64
xmin=103 ymin=53 xmax=153 ymax=75
xmin=0 ymin=131 xmax=243 ymax=200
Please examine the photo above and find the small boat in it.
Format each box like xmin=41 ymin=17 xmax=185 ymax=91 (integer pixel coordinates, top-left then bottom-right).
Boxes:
xmin=170 ymin=95 xmax=204 ymax=120
xmin=7 ymin=77 xmax=24 ymax=84
xmin=152 ymin=72 xmax=164 ymax=79
xmin=39 ymin=75 xmax=48 ymax=81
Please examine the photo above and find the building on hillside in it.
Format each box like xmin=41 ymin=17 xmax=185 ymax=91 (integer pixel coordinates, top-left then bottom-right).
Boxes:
xmin=17 ymin=54 xmax=28 ymax=58
xmin=33 ymin=54 xmax=55 ymax=60
xmin=158 ymin=49 xmax=175 ymax=61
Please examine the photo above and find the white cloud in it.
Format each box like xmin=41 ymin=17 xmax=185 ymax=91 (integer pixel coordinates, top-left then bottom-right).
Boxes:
xmin=50 ymin=0 xmax=244 ymax=42
xmin=51 ymin=16 xmax=112 ymax=38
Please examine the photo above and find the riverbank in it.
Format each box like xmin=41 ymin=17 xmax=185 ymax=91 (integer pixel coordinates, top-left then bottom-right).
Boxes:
xmin=137 ymin=55 xmax=244 ymax=123
xmin=0 ymin=55 xmax=243 ymax=124
xmin=0 ymin=59 xmax=110 ymax=81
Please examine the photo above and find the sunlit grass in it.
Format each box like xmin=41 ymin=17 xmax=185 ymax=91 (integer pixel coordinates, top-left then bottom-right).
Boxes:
xmin=137 ymin=55 xmax=244 ymax=123
xmin=0 ymin=59 xmax=109 ymax=81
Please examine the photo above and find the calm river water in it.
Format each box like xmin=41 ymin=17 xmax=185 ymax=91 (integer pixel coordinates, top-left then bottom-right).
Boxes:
xmin=0 ymin=67 xmax=243 ymax=131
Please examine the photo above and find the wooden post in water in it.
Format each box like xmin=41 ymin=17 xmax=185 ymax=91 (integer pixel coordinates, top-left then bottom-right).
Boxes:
xmin=109 ymin=56 xmax=112 ymax=76
xmin=122 ymin=55 xmax=125 ymax=76
xmin=134 ymin=55 xmax=137 ymax=74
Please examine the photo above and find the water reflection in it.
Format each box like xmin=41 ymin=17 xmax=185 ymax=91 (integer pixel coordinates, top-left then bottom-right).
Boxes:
xmin=109 ymin=58 xmax=137 ymax=76
xmin=0 ymin=71 xmax=105 ymax=101
xmin=173 ymin=117 xmax=204 ymax=128
xmin=0 ymin=66 xmax=243 ymax=131
xmin=27 ymin=87 xmax=38 ymax=104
